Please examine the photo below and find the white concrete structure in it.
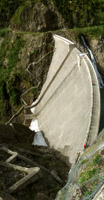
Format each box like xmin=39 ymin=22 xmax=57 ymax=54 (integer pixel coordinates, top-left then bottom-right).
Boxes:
xmin=30 ymin=35 xmax=100 ymax=164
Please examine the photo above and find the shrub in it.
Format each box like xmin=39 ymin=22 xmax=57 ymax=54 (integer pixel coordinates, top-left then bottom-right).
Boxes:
xmin=78 ymin=168 xmax=98 ymax=184
xmin=93 ymin=154 xmax=102 ymax=165
xmin=8 ymin=36 xmax=24 ymax=70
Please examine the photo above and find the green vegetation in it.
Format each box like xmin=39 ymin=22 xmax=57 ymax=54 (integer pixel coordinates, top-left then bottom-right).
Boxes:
xmin=0 ymin=28 xmax=10 ymax=37
xmin=0 ymin=29 xmax=10 ymax=67
xmin=93 ymin=154 xmax=102 ymax=165
xmin=73 ymin=25 xmax=104 ymax=40
xmin=8 ymin=36 xmax=24 ymax=70
xmin=78 ymin=153 xmax=104 ymax=198
xmin=80 ymin=159 xmax=88 ymax=165
xmin=0 ymin=0 xmax=40 ymax=27
xmin=0 ymin=0 xmax=104 ymax=28
xmin=84 ymin=191 xmax=92 ymax=196
xmin=0 ymin=0 xmax=24 ymax=27
xmin=78 ymin=167 xmax=99 ymax=184
xmin=57 ymin=190 xmax=66 ymax=200
xmin=11 ymin=0 xmax=104 ymax=29
xmin=0 ymin=31 xmax=25 ymax=120
xmin=53 ymin=0 xmax=104 ymax=28
xmin=12 ymin=0 xmax=36 ymax=25
xmin=12 ymin=5 xmax=25 ymax=25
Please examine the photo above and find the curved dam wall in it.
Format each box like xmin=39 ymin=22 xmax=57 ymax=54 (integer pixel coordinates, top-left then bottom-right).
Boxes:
xmin=31 ymin=35 xmax=100 ymax=164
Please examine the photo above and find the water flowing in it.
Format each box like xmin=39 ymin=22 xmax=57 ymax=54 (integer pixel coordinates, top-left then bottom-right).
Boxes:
xmin=81 ymin=36 xmax=104 ymax=88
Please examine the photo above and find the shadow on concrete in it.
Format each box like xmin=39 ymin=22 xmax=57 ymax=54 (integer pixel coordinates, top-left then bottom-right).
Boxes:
xmin=99 ymin=88 xmax=104 ymax=133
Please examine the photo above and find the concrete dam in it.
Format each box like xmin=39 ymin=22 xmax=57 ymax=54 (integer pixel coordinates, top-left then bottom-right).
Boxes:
xmin=28 ymin=35 xmax=100 ymax=164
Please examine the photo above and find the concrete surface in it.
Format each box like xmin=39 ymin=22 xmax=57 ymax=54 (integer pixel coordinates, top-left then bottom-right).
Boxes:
xmin=31 ymin=35 xmax=100 ymax=164
xmin=92 ymin=184 xmax=104 ymax=200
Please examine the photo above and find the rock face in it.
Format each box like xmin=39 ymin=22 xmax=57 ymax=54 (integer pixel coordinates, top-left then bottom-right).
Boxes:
xmin=90 ymin=36 xmax=104 ymax=76
xmin=10 ymin=1 xmax=65 ymax=32
xmin=0 ymin=30 xmax=54 ymax=124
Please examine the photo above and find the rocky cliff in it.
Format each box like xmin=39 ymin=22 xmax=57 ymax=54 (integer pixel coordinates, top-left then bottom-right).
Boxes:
xmin=0 ymin=30 xmax=54 ymax=123
xmin=10 ymin=1 xmax=65 ymax=32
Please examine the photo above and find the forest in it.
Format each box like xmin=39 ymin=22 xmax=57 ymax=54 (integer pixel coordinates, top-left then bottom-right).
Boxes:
xmin=0 ymin=0 xmax=104 ymax=28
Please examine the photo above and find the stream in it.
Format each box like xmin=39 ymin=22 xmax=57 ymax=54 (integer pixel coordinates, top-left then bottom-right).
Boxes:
xmin=81 ymin=36 xmax=104 ymax=88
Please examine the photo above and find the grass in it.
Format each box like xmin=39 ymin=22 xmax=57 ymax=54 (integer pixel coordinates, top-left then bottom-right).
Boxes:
xmin=93 ymin=154 xmax=102 ymax=165
xmin=8 ymin=36 xmax=24 ymax=70
xmin=0 ymin=28 xmax=10 ymax=37
xmin=0 ymin=32 xmax=24 ymax=81
xmin=84 ymin=191 xmax=92 ymax=197
xmin=81 ymin=159 xmax=88 ymax=165
xmin=78 ymin=153 xmax=104 ymax=198
xmin=78 ymin=167 xmax=99 ymax=184
xmin=12 ymin=5 xmax=26 ymax=25
xmin=12 ymin=0 xmax=41 ymax=25
xmin=5 ymin=36 xmax=24 ymax=105
xmin=0 ymin=31 xmax=9 ymax=67
xmin=73 ymin=25 xmax=104 ymax=40
xmin=52 ymin=25 xmax=104 ymax=41
xmin=57 ymin=190 xmax=66 ymax=200
xmin=0 ymin=31 xmax=25 ymax=119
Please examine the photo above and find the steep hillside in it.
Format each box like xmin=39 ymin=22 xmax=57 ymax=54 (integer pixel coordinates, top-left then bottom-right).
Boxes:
xmin=0 ymin=29 xmax=54 ymax=123
xmin=0 ymin=0 xmax=104 ymax=29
